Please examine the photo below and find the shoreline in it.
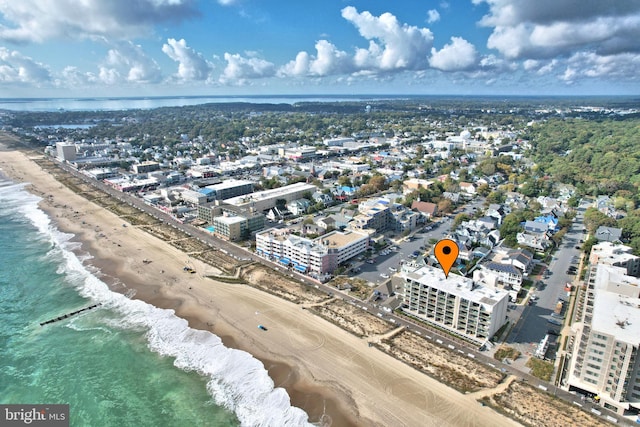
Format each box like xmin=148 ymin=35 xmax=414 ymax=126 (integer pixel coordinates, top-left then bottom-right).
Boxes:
xmin=0 ymin=139 xmax=521 ymax=427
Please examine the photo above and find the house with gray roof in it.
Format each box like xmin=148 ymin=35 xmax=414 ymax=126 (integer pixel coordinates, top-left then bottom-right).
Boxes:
xmin=595 ymin=226 xmax=622 ymax=243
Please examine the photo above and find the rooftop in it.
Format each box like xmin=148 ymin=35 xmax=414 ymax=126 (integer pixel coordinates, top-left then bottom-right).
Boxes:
xmin=321 ymin=230 xmax=368 ymax=247
xmin=224 ymin=182 xmax=317 ymax=205
xmin=591 ymin=264 xmax=640 ymax=344
xmin=206 ymin=179 xmax=253 ymax=191
xmin=402 ymin=265 xmax=509 ymax=308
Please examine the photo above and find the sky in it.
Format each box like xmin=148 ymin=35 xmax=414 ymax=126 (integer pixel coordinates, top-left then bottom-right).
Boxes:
xmin=0 ymin=0 xmax=639 ymax=97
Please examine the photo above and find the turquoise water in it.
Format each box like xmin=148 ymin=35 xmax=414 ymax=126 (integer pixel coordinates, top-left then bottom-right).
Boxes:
xmin=0 ymin=178 xmax=310 ymax=426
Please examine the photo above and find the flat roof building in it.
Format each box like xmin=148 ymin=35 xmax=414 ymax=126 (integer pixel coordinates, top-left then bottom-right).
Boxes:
xmin=224 ymin=182 xmax=317 ymax=213
xmin=255 ymin=227 xmax=369 ymax=280
xmin=590 ymin=242 xmax=640 ymax=278
xmin=565 ymin=263 xmax=640 ymax=415
xmin=399 ymin=264 xmax=509 ymax=344
xmin=204 ymin=179 xmax=253 ymax=201
xmin=197 ymin=202 xmax=265 ymax=241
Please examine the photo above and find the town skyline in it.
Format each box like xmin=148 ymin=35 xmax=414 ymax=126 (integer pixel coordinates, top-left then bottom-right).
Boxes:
xmin=1 ymin=1 xmax=639 ymax=98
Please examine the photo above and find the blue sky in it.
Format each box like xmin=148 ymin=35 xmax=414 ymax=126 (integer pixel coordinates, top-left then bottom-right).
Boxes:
xmin=0 ymin=0 xmax=639 ymax=97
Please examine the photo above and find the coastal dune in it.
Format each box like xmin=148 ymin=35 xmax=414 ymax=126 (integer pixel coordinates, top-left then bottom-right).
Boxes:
xmin=0 ymin=140 xmax=520 ymax=426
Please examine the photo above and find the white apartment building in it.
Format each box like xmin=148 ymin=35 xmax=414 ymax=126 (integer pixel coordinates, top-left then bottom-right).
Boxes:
xmin=565 ymin=263 xmax=640 ymax=415
xmin=399 ymin=264 xmax=509 ymax=344
xmin=255 ymin=227 xmax=369 ymax=278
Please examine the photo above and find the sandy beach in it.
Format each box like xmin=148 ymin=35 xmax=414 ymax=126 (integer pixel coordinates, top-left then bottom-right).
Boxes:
xmin=0 ymin=138 xmax=521 ymax=426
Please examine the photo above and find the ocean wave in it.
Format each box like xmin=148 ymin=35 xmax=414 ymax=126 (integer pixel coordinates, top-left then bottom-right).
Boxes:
xmin=4 ymin=180 xmax=312 ymax=427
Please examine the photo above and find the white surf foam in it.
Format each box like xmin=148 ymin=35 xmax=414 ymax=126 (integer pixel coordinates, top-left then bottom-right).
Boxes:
xmin=4 ymin=180 xmax=313 ymax=427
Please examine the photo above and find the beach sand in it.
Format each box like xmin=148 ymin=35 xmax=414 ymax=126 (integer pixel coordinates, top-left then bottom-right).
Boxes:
xmin=0 ymin=139 xmax=521 ymax=427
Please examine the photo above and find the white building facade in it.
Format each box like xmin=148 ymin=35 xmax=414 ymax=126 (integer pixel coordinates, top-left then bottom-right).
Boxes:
xmin=399 ymin=264 xmax=509 ymax=344
xmin=255 ymin=228 xmax=369 ymax=278
xmin=564 ymin=263 xmax=640 ymax=415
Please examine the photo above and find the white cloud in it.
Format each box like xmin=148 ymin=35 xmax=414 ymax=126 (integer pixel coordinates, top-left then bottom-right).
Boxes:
xmin=523 ymin=59 xmax=558 ymax=75
xmin=309 ymin=40 xmax=352 ymax=76
xmin=427 ymin=9 xmax=441 ymax=24
xmin=99 ymin=42 xmax=162 ymax=84
xmin=429 ymin=37 xmax=477 ymax=71
xmin=0 ymin=47 xmax=50 ymax=84
xmin=0 ymin=0 xmax=198 ymax=43
xmin=220 ymin=52 xmax=275 ymax=84
xmin=561 ymin=51 xmax=640 ymax=83
xmin=217 ymin=0 xmax=238 ymax=5
xmin=278 ymin=51 xmax=310 ymax=77
xmin=59 ymin=66 xmax=96 ymax=86
xmin=162 ymin=38 xmax=214 ymax=82
xmin=474 ymin=0 xmax=640 ymax=59
xmin=279 ymin=40 xmax=352 ymax=77
xmin=341 ymin=6 xmax=433 ymax=71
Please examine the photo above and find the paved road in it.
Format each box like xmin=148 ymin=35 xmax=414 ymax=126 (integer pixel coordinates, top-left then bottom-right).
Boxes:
xmin=507 ymin=207 xmax=588 ymax=355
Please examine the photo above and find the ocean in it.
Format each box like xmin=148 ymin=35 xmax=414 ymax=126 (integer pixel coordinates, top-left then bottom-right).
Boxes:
xmin=0 ymin=176 xmax=311 ymax=426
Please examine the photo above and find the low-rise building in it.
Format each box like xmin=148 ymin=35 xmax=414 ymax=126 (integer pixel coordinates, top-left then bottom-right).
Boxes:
xmin=595 ymin=226 xmax=623 ymax=243
xmin=517 ymin=231 xmax=551 ymax=251
xmin=132 ymin=161 xmax=160 ymax=174
xmin=411 ymin=201 xmax=438 ymax=218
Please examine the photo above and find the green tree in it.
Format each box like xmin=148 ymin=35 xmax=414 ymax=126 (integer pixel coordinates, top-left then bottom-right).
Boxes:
xmin=583 ymin=207 xmax=616 ymax=233
xmin=452 ymin=213 xmax=470 ymax=230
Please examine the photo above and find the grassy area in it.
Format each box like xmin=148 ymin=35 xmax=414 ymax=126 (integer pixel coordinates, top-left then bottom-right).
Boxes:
xmin=491 ymin=320 xmax=510 ymax=342
xmin=521 ymin=279 xmax=534 ymax=289
xmin=494 ymin=345 xmax=521 ymax=361
xmin=328 ymin=276 xmax=373 ymax=300
xmin=526 ymin=357 xmax=555 ymax=381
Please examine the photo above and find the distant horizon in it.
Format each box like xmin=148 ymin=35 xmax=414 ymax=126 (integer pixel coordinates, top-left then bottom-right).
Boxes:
xmin=2 ymin=93 xmax=639 ymax=101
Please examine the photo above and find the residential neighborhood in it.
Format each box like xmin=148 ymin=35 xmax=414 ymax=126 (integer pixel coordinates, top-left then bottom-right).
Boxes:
xmin=3 ymin=97 xmax=640 ymax=426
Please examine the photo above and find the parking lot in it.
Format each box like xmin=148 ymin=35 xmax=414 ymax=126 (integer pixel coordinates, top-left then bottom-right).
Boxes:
xmin=354 ymin=198 xmax=485 ymax=288
xmin=506 ymin=205 xmax=588 ymax=357
xmin=355 ymin=218 xmax=454 ymax=286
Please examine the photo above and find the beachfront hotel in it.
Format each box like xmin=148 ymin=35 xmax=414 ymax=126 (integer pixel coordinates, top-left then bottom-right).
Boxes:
xmin=255 ymin=227 xmax=369 ymax=280
xmin=564 ymin=262 xmax=640 ymax=415
xmin=398 ymin=264 xmax=509 ymax=344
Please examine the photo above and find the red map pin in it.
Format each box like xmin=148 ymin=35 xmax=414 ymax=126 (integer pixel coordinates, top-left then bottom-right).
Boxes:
xmin=434 ymin=238 xmax=459 ymax=278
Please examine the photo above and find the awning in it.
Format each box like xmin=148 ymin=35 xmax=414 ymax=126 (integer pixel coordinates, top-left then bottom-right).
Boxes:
xmin=295 ymin=264 xmax=307 ymax=272
xmin=280 ymin=258 xmax=290 ymax=265
xmin=256 ymin=248 xmax=263 ymax=253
